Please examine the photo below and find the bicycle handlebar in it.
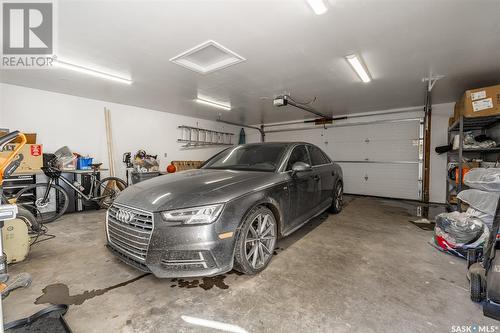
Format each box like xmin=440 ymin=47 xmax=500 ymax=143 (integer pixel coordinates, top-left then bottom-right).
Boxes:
xmin=0 ymin=131 xmax=27 ymax=182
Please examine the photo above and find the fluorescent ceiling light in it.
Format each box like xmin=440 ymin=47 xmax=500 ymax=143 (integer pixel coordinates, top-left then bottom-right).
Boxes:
xmin=53 ymin=59 xmax=133 ymax=85
xmin=345 ymin=54 xmax=372 ymax=83
xmin=306 ymin=0 xmax=328 ymax=15
xmin=195 ymin=96 xmax=231 ymax=111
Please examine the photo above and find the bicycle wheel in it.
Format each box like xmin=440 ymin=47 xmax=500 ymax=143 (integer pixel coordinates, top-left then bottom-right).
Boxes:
xmin=97 ymin=177 xmax=127 ymax=208
xmin=17 ymin=206 xmax=41 ymax=233
xmin=14 ymin=183 xmax=69 ymax=224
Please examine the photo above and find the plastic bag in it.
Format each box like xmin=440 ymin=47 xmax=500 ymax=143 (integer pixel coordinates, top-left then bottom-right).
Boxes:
xmin=432 ymin=212 xmax=489 ymax=258
xmin=53 ymin=146 xmax=77 ymax=170
xmin=435 ymin=212 xmax=485 ymax=246
xmin=463 ymin=131 xmax=496 ymax=149
xmin=457 ymin=189 xmax=500 ymax=217
xmin=464 ymin=168 xmax=500 ymax=192
xmin=466 ymin=207 xmax=494 ymax=228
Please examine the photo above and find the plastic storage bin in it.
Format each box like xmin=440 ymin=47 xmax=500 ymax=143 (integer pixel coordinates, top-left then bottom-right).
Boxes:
xmin=77 ymin=157 xmax=93 ymax=170
xmin=131 ymin=171 xmax=160 ymax=184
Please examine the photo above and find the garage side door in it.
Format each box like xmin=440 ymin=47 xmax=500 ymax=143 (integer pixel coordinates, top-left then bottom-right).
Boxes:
xmin=324 ymin=119 xmax=422 ymax=200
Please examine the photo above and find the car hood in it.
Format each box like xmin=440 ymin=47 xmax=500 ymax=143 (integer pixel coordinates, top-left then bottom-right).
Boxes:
xmin=114 ymin=169 xmax=280 ymax=212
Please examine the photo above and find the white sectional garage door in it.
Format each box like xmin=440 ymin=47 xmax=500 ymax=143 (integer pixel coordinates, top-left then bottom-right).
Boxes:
xmin=265 ymin=116 xmax=424 ymax=201
xmin=324 ymin=119 xmax=423 ymax=200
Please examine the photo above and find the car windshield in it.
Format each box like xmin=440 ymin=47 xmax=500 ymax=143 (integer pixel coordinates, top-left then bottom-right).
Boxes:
xmin=202 ymin=144 xmax=287 ymax=172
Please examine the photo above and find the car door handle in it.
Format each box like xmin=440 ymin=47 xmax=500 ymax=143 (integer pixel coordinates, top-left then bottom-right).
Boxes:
xmin=313 ymin=175 xmax=320 ymax=181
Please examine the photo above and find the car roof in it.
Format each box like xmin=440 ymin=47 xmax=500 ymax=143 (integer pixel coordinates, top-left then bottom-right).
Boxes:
xmin=238 ymin=142 xmax=312 ymax=148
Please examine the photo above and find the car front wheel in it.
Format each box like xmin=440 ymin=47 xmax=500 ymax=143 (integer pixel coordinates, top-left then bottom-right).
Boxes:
xmin=234 ymin=206 xmax=277 ymax=275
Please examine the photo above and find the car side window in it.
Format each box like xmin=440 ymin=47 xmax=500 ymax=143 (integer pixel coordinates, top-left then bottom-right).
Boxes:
xmin=308 ymin=145 xmax=330 ymax=166
xmin=286 ymin=145 xmax=311 ymax=170
xmin=322 ymin=150 xmax=332 ymax=163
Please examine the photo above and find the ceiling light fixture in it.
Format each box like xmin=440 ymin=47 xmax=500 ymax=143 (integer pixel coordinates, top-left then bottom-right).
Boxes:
xmin=170 ymin=40 xmax=246 ymax=74
xmin=306 ymin=0 xmax=328 ymax=15
xmin=345 ymin=54 xmax=372 ymax=83
xmin=53 ymin=59 xmax=133 ymax=85
xmin=195 ymin=96 xmax=231 ymax=111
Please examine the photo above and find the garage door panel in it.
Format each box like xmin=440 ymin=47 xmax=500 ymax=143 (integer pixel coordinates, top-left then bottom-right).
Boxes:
xmin=326 ymin=121 xmax=420 ymax=163
xmin=339 ymin=162 xmax=420 ymax=200
xmin=337 ymin=163 xmax=367 ymax=195
xmin=359 ymin=121 xmax=419 ymax=141
xmin=327 ymin=118 xmax=422 ymax=200
xmin=328 ymin=142 xmax=366 ymax=161
xmin=364 ymin=163 xmax=420 ymax=200
xmin=364 ymin=140 xmax=418 ymax=161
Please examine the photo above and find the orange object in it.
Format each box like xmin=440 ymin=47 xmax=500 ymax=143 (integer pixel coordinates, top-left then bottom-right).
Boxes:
xmin=0 ymin=132 xmax=27 ymax=183
xmin=166 ymin=163 xmax=176 ymax=173
xmin=455 ymin=166 xmax=471 ymax=185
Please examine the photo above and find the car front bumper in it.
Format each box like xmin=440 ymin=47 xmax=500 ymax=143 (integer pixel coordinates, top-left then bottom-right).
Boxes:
xmin=106 ymin=205 xmax=237 ymax=278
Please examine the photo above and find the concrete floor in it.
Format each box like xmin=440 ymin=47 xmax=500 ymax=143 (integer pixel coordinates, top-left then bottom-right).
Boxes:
xmin=4 ymin=196 xmax=498 ymax=332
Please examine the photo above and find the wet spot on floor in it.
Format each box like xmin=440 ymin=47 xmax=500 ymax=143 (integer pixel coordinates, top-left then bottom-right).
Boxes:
xmin=273 ymin=247 xmax=284 ymax=255
xmin=200 ymin=275 xmax=229 ymax=290
xmin=169 ymin=271 xmax=242 ymax=290
xmin=379 ymin=199 xmax=446 ymax=220
xmin=35 ymin=273 xmax=149 ymax=306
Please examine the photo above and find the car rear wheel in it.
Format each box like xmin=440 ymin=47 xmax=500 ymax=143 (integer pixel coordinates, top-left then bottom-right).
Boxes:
xmin=329 ymin=182 xmax=343 ymax=214
xmin=234 ymin=206 xmax=277 ymax=275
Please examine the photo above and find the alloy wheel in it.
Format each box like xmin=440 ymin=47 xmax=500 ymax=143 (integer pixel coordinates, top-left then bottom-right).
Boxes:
xmin=244 ymin=213 xmax=276 ymax=269
xmin=335 ymin=184 xmax=343 ymax=211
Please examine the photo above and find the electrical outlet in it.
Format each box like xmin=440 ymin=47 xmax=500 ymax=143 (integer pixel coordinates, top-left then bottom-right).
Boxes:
xmin=164 ymin=153 xmax=168 ymax=158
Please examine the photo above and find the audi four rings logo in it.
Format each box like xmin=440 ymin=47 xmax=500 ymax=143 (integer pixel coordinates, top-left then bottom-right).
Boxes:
xmin=115 ymin=209 xmax=135 ymax=223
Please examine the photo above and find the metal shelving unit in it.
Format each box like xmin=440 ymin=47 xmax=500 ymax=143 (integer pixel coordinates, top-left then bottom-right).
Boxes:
xmin=447 ymin=115 xmax=500 ymax=210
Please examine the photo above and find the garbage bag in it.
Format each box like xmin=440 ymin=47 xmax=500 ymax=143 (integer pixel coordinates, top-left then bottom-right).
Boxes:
xmin=432 ymin=212 xmax=489 ymax=258
xmin=466 ymin=207 xmax=494 ymax=228
xmin=435 ymin=212 xmax=485 ymax=246
xmin=464 ymin=168 xmax=500 ymax=192
xmin=457 ymin=189 xmax=500 ymax=217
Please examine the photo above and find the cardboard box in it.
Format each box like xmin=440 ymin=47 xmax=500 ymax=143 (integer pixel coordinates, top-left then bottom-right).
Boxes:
xmin=455 ymin=84 xmax=500 ymax=118
xmin=0 ymin=144 xmax=43 ymax=174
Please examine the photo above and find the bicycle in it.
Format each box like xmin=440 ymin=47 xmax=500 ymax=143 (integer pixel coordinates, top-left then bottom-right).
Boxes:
xmin=14 ymin=162 xmax=127 ymax=224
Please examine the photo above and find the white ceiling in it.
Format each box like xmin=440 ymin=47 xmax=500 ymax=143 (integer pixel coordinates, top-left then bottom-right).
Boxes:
xmin=1 ymin=0 xmax=499 ymax=124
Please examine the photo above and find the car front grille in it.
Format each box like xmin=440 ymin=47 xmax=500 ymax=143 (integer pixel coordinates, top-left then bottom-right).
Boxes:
xmin=107 ymin=204 xmax=154 ymax=262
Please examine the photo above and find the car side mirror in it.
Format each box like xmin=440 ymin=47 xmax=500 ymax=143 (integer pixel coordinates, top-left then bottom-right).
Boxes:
xmin=291 ymin=162 xmax=312 ymax=176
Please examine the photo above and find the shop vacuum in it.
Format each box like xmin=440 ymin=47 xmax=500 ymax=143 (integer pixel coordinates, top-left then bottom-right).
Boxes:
xmin=468 ymin=197 xmax=500 ymax=320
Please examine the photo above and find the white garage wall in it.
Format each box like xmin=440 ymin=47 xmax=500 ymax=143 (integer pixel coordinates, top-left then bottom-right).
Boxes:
xmin=0 ymin=83 xmax=239 ymax=178
xmin=429 ymin=103 xmax=454 ymax=203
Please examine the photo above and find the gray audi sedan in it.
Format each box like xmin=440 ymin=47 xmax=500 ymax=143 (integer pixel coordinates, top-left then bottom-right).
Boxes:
xmin=106 ymin=142 xmax=343 ymax=278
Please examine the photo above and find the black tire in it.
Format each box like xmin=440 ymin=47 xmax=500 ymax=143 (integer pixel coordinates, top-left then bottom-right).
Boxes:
xmin=14 ymin=183 xmax=69 ymax=224
xmin=97 ymin=177 xmax=127 ymax=209
xmin=16 ymin=206 xmax=41 ymax=233
xmin=329 ymin=181 xmax=343 ymax=214
xmin=234 ymin=206 xmax=277 ymax=275
xmin=467 ymin=249 xmax=480 ymax=269
xmin=470 ymin=272 xmax=484 ymax=303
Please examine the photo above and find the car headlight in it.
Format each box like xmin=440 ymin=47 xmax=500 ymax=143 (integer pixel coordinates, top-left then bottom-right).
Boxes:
xmin=161 ymin=204 xmax=224 ymax=225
